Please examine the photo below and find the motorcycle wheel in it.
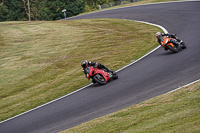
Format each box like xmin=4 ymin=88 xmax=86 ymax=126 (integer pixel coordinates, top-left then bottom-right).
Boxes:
xmin=168 ymin=45 xmax=179 ymax=53
xmin=112 ymin=73 xmax=118 ymax=80
xmin=181 ymin=42 xmax=187 ymax=49
xmin=93 ymin=74 xmax=107 ymax=85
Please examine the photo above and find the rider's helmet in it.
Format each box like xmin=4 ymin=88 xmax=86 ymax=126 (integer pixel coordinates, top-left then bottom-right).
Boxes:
xmin=81 ymin=60 xmax=88 ymax=68
xmin=155 ymin=32 xmax=162 ymax=40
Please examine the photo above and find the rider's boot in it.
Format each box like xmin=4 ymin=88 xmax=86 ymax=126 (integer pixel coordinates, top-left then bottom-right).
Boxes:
xmin=92 ymin=79 xmax=96 ymax=83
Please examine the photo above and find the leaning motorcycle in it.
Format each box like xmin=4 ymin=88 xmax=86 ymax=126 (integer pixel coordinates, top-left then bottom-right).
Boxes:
xmin=160 ymin=36 xmax=186 ymax=53
xmin=85 ymin=66 xmax=118 ymax=85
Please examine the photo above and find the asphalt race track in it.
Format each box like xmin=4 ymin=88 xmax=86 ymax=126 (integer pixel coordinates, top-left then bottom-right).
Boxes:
xmin=0 ymin=1 xmax=200 ymax=133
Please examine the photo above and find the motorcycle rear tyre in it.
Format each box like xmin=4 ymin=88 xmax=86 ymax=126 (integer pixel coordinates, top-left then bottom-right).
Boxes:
xmin=168 ymin=45 xmax=179 ymax=53
xmin=93 ymin=74 xmax=107 ymax=85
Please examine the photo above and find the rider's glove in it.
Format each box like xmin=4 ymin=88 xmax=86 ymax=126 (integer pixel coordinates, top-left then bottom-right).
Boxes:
xmin=95 ymin=62 xmax=98 ymax=68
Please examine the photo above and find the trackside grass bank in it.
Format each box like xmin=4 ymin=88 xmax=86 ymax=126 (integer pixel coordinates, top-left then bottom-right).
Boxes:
xmin=0 ymin=19 xmax=161 ymax=122
xmin=62 ymin=81 xmax=200 ymax=133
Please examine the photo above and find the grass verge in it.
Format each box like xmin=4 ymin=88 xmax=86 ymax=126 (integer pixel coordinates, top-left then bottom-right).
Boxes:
xmin=0 ymin=19 xmax=161 ymax=122
xmin=62 ymin=80 xmax=200 ymax=133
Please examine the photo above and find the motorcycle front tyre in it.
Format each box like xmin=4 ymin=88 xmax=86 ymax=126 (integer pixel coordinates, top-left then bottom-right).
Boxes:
xmin=181 ymin=42 xmax=187 ymax=49
xmin=93 ymin=74 xmax=107 ymax=85
xmin=168 ymin=45 xmax=179 ymax=53
xmin=112 ymin=73 xmax=118 ymax=80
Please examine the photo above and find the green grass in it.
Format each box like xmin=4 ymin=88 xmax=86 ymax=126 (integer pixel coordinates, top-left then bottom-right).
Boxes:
xmin=0 ymin=19 xmax=161 ymax=122
xmin=62 ymin=81 xmax=200 ymax=133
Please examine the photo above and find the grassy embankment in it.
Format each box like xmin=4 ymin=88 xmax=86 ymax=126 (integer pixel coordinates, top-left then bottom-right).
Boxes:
xmin=63 ymin=81 xmax=200 ymax=133
xmin=0 ymin=19 xmax=160 ymax=122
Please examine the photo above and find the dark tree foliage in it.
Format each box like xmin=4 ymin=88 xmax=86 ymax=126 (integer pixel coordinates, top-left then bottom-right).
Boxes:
xmin=0 ymin=0 xmax=114 ymax=21
xmin=0 ymin=0 xmax=23 ymax=21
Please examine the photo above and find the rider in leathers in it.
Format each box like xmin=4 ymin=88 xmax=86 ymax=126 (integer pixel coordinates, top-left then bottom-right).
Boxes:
xmin=81 ymin=60 xmax=114 ymax=78
xmin=155 ymin=32 xmax=184 ymax=50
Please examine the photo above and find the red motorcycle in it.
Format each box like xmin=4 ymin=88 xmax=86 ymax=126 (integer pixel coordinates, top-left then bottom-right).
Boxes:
xmin=85 ymin=66 xmax=118 ymax=85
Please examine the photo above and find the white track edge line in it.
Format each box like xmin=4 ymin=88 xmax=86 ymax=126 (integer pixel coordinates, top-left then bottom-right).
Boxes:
xmin=1 ymin=0 xmax=199 ymax=124
xmin=0 ymin=83 xmax=94 ymax=124
xmin=116 ymin=19 xmax=168 ymax=73
xmin=168 ymin=79 xmax=200 ymax=93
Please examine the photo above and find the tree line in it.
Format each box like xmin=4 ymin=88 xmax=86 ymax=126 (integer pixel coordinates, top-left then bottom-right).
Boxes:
xmin=0 ymin=0 xmax=116 ymax=21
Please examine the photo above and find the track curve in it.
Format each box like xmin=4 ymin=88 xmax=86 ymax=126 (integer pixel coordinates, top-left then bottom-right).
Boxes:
xmin=0 ymin=1 xmax=200 ymax=133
